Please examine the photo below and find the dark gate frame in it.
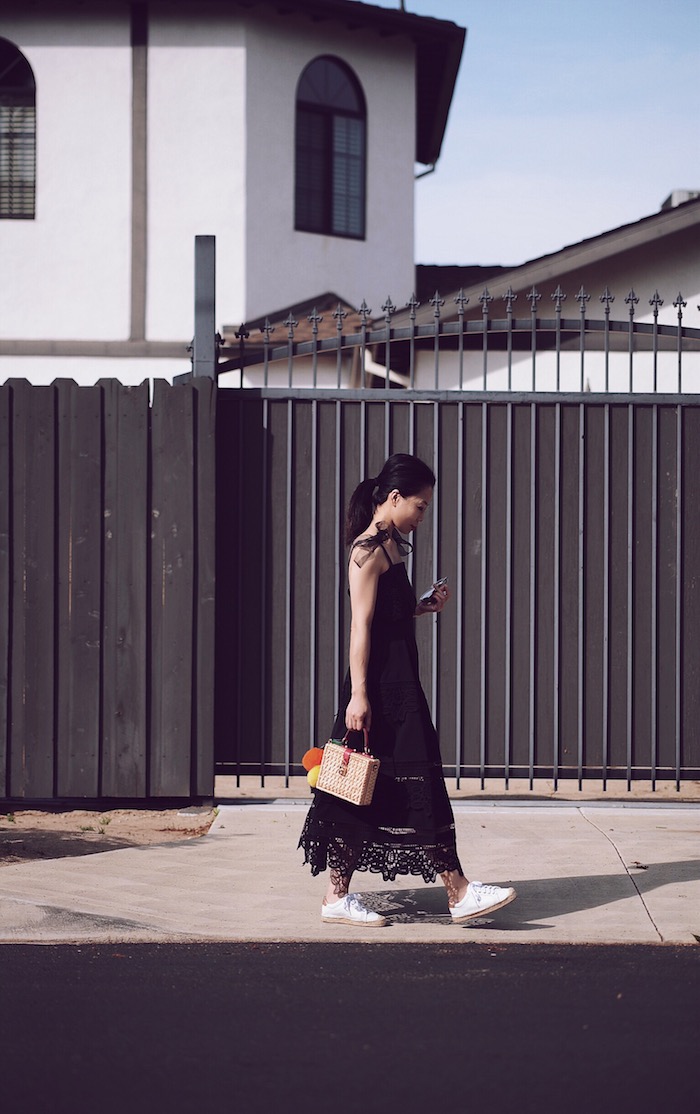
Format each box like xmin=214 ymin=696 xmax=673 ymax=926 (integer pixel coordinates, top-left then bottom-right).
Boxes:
xmin=215 ymin=388 xmax=700 ymax=791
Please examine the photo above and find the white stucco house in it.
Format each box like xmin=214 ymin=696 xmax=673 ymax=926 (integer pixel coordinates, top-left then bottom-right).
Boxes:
xmin=0 ymin=0 xmax=464 ymax=385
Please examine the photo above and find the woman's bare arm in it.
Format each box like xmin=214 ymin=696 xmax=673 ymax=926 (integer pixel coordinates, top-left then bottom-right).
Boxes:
xmin=345 ymin=549 xmax=382 ymax=731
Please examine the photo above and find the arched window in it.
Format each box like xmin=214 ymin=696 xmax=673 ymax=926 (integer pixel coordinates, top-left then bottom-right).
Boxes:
xmin=0 ymin=38 xmax=36 ymax=220
xmin=295 ymin=56 xmax=366 ymax=240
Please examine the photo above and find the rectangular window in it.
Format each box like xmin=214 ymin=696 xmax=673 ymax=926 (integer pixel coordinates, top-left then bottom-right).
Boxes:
xmin=0 ymin=104 xmax=36 ymax=219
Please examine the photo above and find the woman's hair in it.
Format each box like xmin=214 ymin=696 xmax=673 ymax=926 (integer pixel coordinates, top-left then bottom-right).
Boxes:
xmin=344 ymin=453 xmax=436 ymax=545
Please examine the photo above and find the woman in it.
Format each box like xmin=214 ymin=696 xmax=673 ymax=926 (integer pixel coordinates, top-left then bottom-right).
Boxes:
xmin=298 ymin=453 xmax=516 ymax=926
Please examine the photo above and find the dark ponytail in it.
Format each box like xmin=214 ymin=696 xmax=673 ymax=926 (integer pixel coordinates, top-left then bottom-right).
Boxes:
xmin=345 ymin=476 xmax=377 ymax=546
xmin=344 ymin=453 xmax=436 ymax=545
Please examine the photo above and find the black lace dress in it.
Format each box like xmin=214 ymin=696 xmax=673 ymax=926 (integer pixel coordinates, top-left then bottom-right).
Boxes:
xmin=298 ymin=534 xmax=463 ymax=884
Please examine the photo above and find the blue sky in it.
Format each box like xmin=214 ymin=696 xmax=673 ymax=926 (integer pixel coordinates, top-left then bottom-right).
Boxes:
xmin=373 ymin=0 xmax=700 ymax=266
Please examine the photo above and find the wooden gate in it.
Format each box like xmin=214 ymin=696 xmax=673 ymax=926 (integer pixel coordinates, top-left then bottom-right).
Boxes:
xmin=215 ymin=389 xmax=700 ymax=790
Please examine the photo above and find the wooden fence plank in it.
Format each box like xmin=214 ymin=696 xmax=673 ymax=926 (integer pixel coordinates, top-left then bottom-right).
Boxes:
xmin=9 ymin=381 xmax=56 ymax=798
xmin=534 ymin=404 xmax=556 ymax=771
xmin=656 ymin=405 xmax=680 ymax=772
xmin=0 ymin=385 xmax=10 ymax=796
xmin=681 ymin=407 xmax=700 ymax=770
xmin=291 ymin=401 xmax=312 ymax=763
xmin=266 ymin=398 xmax=291 ymax=768
xmin=315 ymin=400 xmax=342 ymax=738
xmin=55 ymin=381 xmax=102 ymax=797
xmin=213 ymin=390 xmax=241 ymax=772
xmin=101 ymin=380 xmax=149 ymax=797
xmin=150 ymin=380 xmax=194 ymax=796
xmin=510 ymin=403 xmax=533 ymax=771
xmin=461 ymin=402 xmax=484 ymax=773
xmin=583 ymin=405 xmax=606 ymax=773
xmin=192 ymin=378 xmax=216 ymax=798
xmin=558 ymin=403 xmax=581 ymax=775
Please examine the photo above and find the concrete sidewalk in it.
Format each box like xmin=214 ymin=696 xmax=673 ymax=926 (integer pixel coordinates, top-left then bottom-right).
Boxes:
xmin=0 ymin=802 xmax=698 ymax=945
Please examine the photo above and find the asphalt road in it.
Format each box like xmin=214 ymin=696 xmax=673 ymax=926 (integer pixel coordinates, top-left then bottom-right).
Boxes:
xmin=1 ymin=943 xmax=698 ymax=1114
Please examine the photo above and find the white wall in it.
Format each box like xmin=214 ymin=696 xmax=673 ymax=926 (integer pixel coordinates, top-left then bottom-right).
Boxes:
xmin=147 ymin=3 xmax=246 ymax=341
xmin=243 ymin=12 xmax=416 ymax=324
xmin=0 ymin=12 xmax=132 ymax=342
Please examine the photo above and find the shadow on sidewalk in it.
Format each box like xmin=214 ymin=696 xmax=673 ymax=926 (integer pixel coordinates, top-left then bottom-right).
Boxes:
xmin=0 ymin=830 xmax=137 ymax=865
xmin=358 ymin=859 xmax=700 ymax=930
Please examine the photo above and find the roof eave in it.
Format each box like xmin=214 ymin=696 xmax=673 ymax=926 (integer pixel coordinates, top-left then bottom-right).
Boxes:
xmin=415 ymin=24 xmax=465 ymax=166
xmin=406 ymin=197 xmax=700 ymax=325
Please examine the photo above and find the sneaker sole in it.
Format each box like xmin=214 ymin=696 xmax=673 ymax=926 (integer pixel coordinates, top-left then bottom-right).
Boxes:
xmin=451 ymin=889 xmax=517 ymax=923
xmin=321 ymin=914 xmax=388 ymax=927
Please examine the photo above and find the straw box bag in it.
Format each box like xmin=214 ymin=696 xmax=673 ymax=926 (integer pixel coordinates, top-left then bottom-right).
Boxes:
xmin=316 ymin=729 xmax=380 ymax=806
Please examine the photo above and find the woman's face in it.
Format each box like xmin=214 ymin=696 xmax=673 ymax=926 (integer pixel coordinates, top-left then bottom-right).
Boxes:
xmin=392 ymin=485 xmax=433 ymax=533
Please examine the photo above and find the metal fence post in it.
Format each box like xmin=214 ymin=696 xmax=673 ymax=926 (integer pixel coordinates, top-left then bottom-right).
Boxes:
xmin=193 ymin=235 xmax=216 ymax=379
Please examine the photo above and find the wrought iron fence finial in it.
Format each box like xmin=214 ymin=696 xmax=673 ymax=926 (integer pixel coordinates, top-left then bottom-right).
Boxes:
xmin=551 ymin=285 xmax=567 ymax=312
xmin=307 ymin=307 xmax=323 ymax=335
xmin=406 ymin=292 xmax=420 ymax=320
xmin=526 ymin=285 xmax=541 ymax=312
xmin=382 ymin=296 xmax=397 ymax=321
xmin=503 ymin=286 xmax=517 ymax=313
xmin=430 ymin=290 xmax=445 ymax=316
xmin=600 ymin=287 xmax=615 ymax=313
xmin=625 ymin=289 xmax=639 ymax=317
xmin=453 ymin=288 xmax=469 ymax=313
xmin=479 ymin=287 xmax=493 ymax=313
xmin=649 ymin=290 xmax=664 ymax=315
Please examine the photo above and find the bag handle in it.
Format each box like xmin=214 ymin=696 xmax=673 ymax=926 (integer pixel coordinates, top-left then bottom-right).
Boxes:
xmin=342 ymin=728 xmax=370 ymax=755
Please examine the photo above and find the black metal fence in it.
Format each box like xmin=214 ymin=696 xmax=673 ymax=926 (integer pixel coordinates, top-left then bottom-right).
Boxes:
xmin=216 ymin=389 xmax=700 ymax=789
xmin=217 ymin=284 xmax=700 ymax=394
xmin=205 ymin=267 xmax=700 ymax=790
xmin=0 ymin=378 xmax=215 ymax=803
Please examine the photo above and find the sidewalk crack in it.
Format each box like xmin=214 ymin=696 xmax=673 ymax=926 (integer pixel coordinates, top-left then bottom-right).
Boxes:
xmin=578 ymin=809 xmax=664 ymax=942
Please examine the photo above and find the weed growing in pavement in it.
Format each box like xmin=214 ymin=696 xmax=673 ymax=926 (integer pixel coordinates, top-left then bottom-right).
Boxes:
xmin=79 ymin=816 xmax=113 ymax=836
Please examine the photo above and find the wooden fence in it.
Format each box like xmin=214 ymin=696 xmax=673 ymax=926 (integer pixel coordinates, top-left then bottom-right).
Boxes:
xmin=0 ymin=378 xmax=215 ymax=802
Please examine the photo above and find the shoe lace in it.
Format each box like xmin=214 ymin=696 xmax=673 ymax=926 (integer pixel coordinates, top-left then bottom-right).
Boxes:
xmin=472 ymin=882 xmax=502 ymax=898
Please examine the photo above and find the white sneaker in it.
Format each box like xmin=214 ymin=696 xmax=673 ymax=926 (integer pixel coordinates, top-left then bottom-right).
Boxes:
xmin=321 ymin=893 xmax=387 ymax=927
xmin=450 ymin=881 xmax=516 ymax=923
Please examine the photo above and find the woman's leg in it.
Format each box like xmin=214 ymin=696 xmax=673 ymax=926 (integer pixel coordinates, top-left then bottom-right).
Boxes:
xmin=324 ymin=867 xmax=353 ymax=904
xmin=441 ymin=868 xmax=469 ymax=907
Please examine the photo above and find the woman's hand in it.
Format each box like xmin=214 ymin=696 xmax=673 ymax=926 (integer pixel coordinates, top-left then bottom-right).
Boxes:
xmin=346 ymin=691 xmax=372 ymax=732
xmin=415 ymin=581 xmax=450 ymax=617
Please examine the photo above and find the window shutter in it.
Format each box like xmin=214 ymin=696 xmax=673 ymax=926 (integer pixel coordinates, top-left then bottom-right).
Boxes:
xmin=0 ymin=104 xmax=36 ymax=218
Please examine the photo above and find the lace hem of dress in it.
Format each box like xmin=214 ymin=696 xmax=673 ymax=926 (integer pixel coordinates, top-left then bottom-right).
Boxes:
xmin=298 ymin=816 xmax=463 ymax=883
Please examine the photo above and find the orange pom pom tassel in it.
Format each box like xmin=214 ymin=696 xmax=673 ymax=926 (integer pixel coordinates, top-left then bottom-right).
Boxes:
xmin=302 ymin=746 xmax=324 ymax=772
